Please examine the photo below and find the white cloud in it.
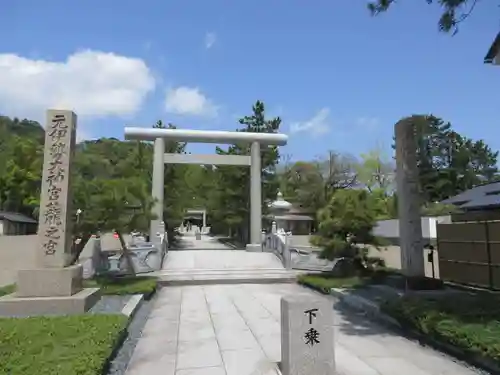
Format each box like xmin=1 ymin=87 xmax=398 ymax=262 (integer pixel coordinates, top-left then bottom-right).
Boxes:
xmin=0 ymin=50 xmax=155 ymax=119
xmin=290 ymin=108 xmax=331 ymax=136
xmin=76 ymin=127 xmax=93 ymax=143
xmin=204 ymin=32 xmax=217 ymax=49
xmin=165 ymin=86 xmax=218 ymax=117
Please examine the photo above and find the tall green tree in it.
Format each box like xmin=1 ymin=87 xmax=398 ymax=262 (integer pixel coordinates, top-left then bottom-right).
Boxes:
xmin=0 ymin=135 xmax=43 ymax=216
xmin=278 ymin=151 xmax=358 ymax=214
xmin=355 ymin=147 xmax=395 ymax=219
xmin=211 ymin=101 xmax=281 ymax=241
xmin=393 ymin=115 xmax=499 ymax=203
xmin=72 ymin=176 xmax=156 ymax=274
xmin=368 ymin=0 xmax=485 ymax=33
xmin=355 ymin=147 xmax=394 ymax=195
xmin=311 ymin=189 xmax=384 ymax=268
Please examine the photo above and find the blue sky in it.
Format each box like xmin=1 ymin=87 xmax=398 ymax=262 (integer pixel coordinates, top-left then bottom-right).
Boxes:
xmin=0 ymin=0 xmax=499 ymax=161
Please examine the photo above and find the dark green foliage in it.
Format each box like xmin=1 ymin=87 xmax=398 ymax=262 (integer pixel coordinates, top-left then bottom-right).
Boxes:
xmin=84 ymin=276 xmax=157 ymax=298
xmin=393 ymin=115 xmax=499 ymax=203
xmin=367 ymin=0 xmax=483 ymax=34
xmin=0 ymin=117 xmax=44 ymax=216
xmin=209 ymin=101 xmax=282 ymax=242
xmin=311 ymin=189 xmax=383 ymax=261
xmin=0 ymin=101 xmax=282 ymax=249
xmin=382 ymin=293 xmax=500 ymax=362
xmin=0 ymin=284 xmax=15 ymax=297
xmin=0 ymin=314 xmax=128 ymax=375
xmin=1 ymin=276 xmax=157 ymax=298
xmin=279 ymin=152 xmax=360 ymax=215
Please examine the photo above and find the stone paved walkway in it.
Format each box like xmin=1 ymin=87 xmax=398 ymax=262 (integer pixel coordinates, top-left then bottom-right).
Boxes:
xmin=157 ymin=236 xmax=298 ymax=285
xmin=124 ymin=284 xmax=483 ymax=375
xmin=170 ymin=233 xmax=236 ymax=251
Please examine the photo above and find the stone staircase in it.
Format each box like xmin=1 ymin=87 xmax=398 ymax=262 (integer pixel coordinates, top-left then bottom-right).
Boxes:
xmin=151 ymin=267 xmax=304 ymax=286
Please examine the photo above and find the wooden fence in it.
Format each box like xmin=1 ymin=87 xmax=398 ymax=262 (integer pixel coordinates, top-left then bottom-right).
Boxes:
xmin=437 ymin=221 xmax=500 ymax=289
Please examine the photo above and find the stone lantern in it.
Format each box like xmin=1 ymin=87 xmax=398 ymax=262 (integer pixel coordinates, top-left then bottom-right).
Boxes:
xmin=268 ymin=191 xmax=292 ymax=233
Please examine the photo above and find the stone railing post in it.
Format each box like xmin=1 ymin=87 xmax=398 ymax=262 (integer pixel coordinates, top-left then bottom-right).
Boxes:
xmin=283 ymin=232 xmax=292 ymax=269
xmin=281 ymin=295 xmax=335 ymax=375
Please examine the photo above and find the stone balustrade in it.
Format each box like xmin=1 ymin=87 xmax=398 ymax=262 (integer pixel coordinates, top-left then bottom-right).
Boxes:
xmin=78 ymin=230 xmax=168 ymax=277
xmin=262 ymin=221 xmax=292 ymax=269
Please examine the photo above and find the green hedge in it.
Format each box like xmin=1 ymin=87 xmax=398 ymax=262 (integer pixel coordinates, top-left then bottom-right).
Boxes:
xmin=84 ymin=276 xmax=157 ymax=298
xmin=0 ymin=276 xmax=157 ymax=299
xmin=382 ymin=294 xmax=500 ymax=363
xmin=0 ymin=314 xmax=128 ymax=375
xmin=0 ymin=284 xmax=14 ymax=297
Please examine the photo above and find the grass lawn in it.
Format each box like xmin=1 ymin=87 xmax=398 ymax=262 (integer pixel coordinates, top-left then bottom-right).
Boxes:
xmin=0 ymin=314 xmax=128 ymax=375
xmin=382 ymin=293 xmax=500 ymax=364
xmin=0 ymin=284 xmax=15 ymax=297
xmin=0 ymin=276 xmax=157 ymax=299
xmin=84 ymin=276 xmax=157 ymax=298
xmin=298 ymin=274 xmax=366 ymax=293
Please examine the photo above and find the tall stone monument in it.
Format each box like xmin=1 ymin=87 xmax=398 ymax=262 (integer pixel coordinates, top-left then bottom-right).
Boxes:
xmin=0 ymin=109 xmax=100 ymax=316
xmin=395 ymin=117 xmax=425 ymax=277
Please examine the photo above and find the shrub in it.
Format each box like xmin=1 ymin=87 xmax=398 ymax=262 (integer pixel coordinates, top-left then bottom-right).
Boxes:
xmin=84 ymin=276 xmax=157 ymax=298
xmin=0 ymin=284 xmax=15 ymax=297
xmin=1 ymin=276 xmax=158 ymax=299
xmin=382 ymin=294 xmax=500 ymax=362
xmin=0 ymin=314 xmax=128 ymax=375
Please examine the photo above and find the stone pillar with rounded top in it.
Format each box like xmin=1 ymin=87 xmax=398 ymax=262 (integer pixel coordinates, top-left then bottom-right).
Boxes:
xmin=0 ymin=110 xmax=100 ymax=317
xmin=395 ymin=117 xmax=425 ymax=277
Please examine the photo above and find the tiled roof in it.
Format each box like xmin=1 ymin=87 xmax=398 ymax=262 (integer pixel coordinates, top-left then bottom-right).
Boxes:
xmin=441 ymin=182 xmax=500 ymax=210
xmin=0 ymin=211 xmax=37 ymax=224
xmin=485 ymin=32 xmax=500 ymax=64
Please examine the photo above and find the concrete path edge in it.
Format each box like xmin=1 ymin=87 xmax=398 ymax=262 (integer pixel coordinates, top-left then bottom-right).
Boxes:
xmin=330 ymin=287 xmax=500 ymax=374
xmin=121 ymin=294 xmax=144 ymax=318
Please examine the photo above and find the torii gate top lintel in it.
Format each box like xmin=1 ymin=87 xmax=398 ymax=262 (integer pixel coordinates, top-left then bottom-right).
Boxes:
xmin=124 ymin=127 xmax=288 ymax=146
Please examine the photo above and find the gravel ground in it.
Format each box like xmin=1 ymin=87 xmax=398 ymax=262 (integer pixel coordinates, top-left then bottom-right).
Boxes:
xmin=106 ymin=296 xmax=154 ymax=375
xmin=90 ymin=296 xmax=132 ymax=314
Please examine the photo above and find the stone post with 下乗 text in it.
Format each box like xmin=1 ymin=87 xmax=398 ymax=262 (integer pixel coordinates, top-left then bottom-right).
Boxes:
xmin=281 ymin=295 xmax=336 ymax=375
xmin=0 ymin=109 xmax=100 ymax=317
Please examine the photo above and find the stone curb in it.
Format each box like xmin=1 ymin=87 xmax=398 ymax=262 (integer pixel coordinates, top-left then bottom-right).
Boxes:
xmin=330 ymin=287 xmax=500 ymax=374
xmin=121 ymin=294 xmax=144 ymax=318
xmin=215 ymin=238 xmax=240 ymax=249
xmin=103 ymin=295 xmax=143 ymax=375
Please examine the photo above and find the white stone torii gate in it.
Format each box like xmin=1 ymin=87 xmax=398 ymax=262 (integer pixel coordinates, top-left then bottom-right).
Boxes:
xmin=124 ymin=127 xmax=288 ymax=251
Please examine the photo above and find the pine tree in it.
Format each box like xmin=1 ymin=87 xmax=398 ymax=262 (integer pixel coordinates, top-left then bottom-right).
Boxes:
xmin=212 ymin=101 xmax=281 ymax=242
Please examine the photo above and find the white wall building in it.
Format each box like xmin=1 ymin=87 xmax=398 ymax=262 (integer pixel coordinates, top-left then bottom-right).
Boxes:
xmin=372 ymin=216 xmax=452 ymax=245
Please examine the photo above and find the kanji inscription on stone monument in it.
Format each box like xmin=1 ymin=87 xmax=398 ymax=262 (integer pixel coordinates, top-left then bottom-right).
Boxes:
xmin=37 ymin=110 xmax=77 ymax=268
xmin=304 ymin=308 xmax=320 ymax=346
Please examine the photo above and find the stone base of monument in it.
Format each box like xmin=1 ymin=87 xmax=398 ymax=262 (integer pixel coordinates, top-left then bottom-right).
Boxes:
xmin=246 ymin=243 xmax=262 ymax=252
xmin=0 ymin=264 xmax=101 ymax=317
